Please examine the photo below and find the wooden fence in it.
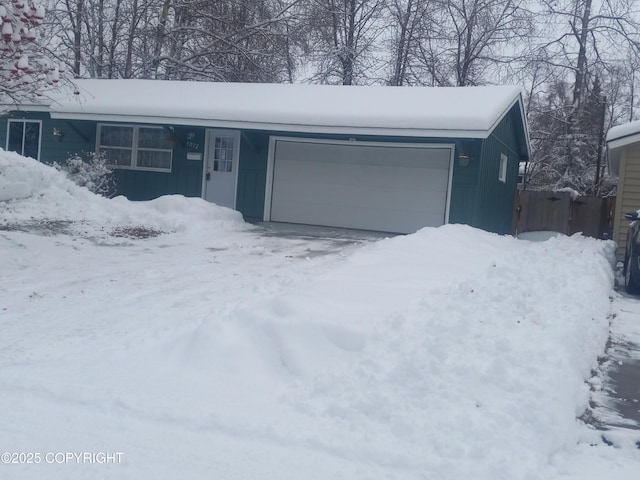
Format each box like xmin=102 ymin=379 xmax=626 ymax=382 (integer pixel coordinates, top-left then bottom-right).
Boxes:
xmin=511 ymin=190 xmax=616 ymax=239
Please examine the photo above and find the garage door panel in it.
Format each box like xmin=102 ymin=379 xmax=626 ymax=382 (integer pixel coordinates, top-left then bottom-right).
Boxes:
xmin=274 ymin=181 xmax=448 ymax=211
xmin=270 ymin=139 xmax=452 ymax=234
xmin=277 ymin=141 xmax=451 ymax=168
xmin=275 ymin=157 xmax=450 ymax=191
xmin=276 ymin=201 xmax=446 ymax=233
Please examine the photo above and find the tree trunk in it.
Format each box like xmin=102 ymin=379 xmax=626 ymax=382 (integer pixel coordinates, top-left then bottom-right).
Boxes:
xmin=390 ymin=0 xmax=413 ymax=86
xmin=64 ymin=0 xmax=84 ymax=76
xmin=152 ymin=0 xmax=172 ymax=79
xmin=343 ymin=0 xmax=356 ymax=85
xmin=572 ymin=0 xmax=592 ymax=110
xmin=124 ymin=0 xmax=140 ymax=78
xmin=108 ymin=0 xmax=123 ymax=78
xmin=96 ymin=0 xmax=104 ymax=77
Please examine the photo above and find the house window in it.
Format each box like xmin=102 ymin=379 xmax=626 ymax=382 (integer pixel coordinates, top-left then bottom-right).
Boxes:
xmin=213 ymin=136 xmax=235 ymax=172
xmin=97 ymin=124 xmax=173 ymax=171
xmin=498 ymin=153 xmax=508 ymax=183
xmin=7 ymin=120 xmax=41 ymax=160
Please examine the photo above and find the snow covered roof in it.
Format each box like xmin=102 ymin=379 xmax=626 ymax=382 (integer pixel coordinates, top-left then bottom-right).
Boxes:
xmin=606 ymin=120 xmax=640 ymax=176
xmin=44 ymin=79 xmax=527 ymax=143
xmin=606 ymin=120 xmax=640 ymax=143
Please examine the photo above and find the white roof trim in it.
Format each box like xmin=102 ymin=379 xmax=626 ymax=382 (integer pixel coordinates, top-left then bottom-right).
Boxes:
xmin=606 ymin=119 xmax=640 ymax=143
xmin=1 ymin=104 xmax=52 ymax=113
xmin=49 ymin=111 xmax=492 ymax=139
xmin=606 ymin=128 xmax=640 ymax=177
xmin=607 ymin=131 xmax=640 ymax=150
xmin=508 ymin=95 xmax=532 ymax=160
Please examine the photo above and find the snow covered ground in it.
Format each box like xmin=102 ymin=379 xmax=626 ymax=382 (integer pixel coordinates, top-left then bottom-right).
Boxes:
xmin=1 ymin=151 xmax=640 ymax=479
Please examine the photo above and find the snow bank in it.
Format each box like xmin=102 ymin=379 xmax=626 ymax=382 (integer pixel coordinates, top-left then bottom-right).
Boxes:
xmin=200 ymin=226 xmax=615 ymax=479
xmin=0 ymin=150 xmax=627 ymax=479
xmin=73 ymin=225 xmax=614 ymax=480
xmin=0 ymin=149 xmax=246 ymax=236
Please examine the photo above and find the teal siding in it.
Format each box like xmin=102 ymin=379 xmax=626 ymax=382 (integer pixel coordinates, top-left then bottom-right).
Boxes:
xmin=0 ymin=106 xmax=527 ymax=235
xmin=475 ymin=105 xmax=524 ymax=234
xmin=237 ymin=131 xmax=269 ymax=220
xmin=0 ymin=113 xmax=206 ymax=200
xmin=448 ymin=140 xmax=482 ymax=227
xmin=112 ymin=125 xmax=205 ymax=200
xmin=1 ymin=111 xmax=95 ymax=163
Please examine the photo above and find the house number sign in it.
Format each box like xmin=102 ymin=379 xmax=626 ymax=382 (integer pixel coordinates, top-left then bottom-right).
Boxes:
xmin=186 ymin=131 xmax=200 ymax=150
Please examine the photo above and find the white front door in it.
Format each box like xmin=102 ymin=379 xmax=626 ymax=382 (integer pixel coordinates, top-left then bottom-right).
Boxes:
xmin=203 ymin=130 xmax=240 ymax=208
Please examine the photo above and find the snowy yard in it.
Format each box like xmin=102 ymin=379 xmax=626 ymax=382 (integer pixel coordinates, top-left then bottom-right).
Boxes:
xmin=1 ymin=151 xmax=640 ymax=479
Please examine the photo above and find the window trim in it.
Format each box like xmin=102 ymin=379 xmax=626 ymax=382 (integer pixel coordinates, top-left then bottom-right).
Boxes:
xmin=96 ymin=123 xmax=173 ymax=172
xmin=6 ymin=119 xmax=42 ymax=160
xmin=498 ymin=153 xmax=508 ymax=183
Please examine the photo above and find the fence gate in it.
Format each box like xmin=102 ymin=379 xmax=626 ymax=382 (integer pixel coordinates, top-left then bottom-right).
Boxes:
xmin=511 ymin=191 xmax=615 ymax=239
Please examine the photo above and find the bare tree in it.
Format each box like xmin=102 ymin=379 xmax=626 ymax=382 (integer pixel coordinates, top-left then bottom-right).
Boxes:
xmin=148 ymin=0 xmax=302 ymax=82
xmin=386 ymin=0 xmax=432 ymax=86
xmin=304 ymin=0 xmax=385 ymax=85
xmin=524 ymin=0 xmax=640 ymax=194
xmin=420 ymin=0 xmax=532 ymax=86
xmin=46 ymin=0 xmax=298 ymax=81
xmin=538 ymin=0 xmax=640 ymax=108
xmin=63 ymin=0 xmax=82 ymax=75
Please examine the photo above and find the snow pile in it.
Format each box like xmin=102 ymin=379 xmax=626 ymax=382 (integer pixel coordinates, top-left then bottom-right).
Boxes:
xmin=190 ymin=226 xmax=615 ymax=479
xmin=0 ymin=149 xmax=246 ymax=236
xmin=0 ymin=149 xmax=95 ymax=203
xmin=0 ymin=150 xmax=633 ymax=479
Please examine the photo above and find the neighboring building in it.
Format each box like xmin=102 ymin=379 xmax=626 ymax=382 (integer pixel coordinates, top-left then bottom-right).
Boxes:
xmin=607 ymin=120 xmax=640 ymax=260
xmin=1 ymin=80 xmax=530 ymax=235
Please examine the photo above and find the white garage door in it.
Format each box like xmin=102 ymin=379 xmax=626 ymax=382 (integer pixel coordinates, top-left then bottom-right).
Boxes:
xmin=267 ymin=138 xmax=453 ymax=234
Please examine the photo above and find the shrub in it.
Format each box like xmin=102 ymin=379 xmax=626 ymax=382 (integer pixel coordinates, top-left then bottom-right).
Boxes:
xmin=54 ymin=152 xmax=116 ymax=197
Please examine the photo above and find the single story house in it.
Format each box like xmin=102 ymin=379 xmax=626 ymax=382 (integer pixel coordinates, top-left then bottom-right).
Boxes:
xmin=1 ymin=80 xmax=530 ymax=235
xmin=607 ymin=120 xmax=640 ymax=260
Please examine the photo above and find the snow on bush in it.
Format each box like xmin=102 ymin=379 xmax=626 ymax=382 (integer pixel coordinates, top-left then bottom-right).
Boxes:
xmin=53 ymin=152 xmax=116 ymax=197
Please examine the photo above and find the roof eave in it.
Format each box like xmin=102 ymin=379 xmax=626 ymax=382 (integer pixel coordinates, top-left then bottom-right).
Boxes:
xmin=1 ymin=104 xmax=53 ymax=113
xmin=605 ymin=131 xmax=640 ymax=177
xmin=485 ymin=92 xmax=531 ymax=161
xmin=606 ymin=131 xmax=640 ymax=150
xmin=49 ymin=111 xmax=492 ymax=139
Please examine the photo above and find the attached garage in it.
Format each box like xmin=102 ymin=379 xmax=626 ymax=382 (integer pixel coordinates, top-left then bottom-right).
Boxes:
xmin=266 ymin=138 xmax=453 ymax=233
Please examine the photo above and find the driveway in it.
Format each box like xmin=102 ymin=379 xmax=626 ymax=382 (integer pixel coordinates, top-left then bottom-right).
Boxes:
xmin=1 ymin=219 xmax=638 ymax=479
xmin=253 ymin=221 xmax=393 ymax=257
xmin=590 ymin=291 xmax=640 ymax=444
